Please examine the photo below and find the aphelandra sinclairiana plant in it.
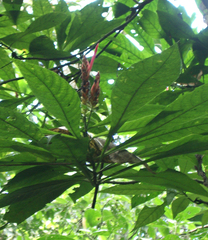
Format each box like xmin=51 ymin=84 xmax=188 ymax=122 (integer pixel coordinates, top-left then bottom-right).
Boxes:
xmin=81 ymin=44 xmax=100 ymax=107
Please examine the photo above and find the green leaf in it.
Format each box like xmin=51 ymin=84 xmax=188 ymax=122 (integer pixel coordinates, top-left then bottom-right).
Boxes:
xmin=176 ymin=206 xmax=201 ymax=221
xmin=157 ymin=11 xmax=195 ymax=39
xmin=150 ymin=90 xmax=183 ymax=106
xmin=3 ymin=0 xmax=23 ymax=24
xmin=0 ymin=87 xmax=17 ymax=99
xmin=15 ymin=60 xmax=81 ymax=138
xmin=0 ymin=107 xmax=43 ymax=141
xmin=32 ymin=0 xmax=53 ymax=17
xmin=0 ymin=139 xmax=53 ymax=160
xmin=55 ymin=1 xmax=71 ymax=50
xmin=25 ymin=13 xmax=68 ymax=34
xmin=2 ymin=165 xmax=70 ymax=192
xmin=110 ymin=44 xmax=181 ymax=133
xmin=100 ymin=34 xmax=144 ymax=67
xmin=0 ymin=153 xmax=42 ymax=172
xmin=116 ymin=169 xmax=208 ymax=197
xmin=131 ymin=192 xmax=161 ymax=208
xmin=38 ymin=135 xmax=91 ymax=179
xmin=0 ymin=48 xmax=15 ymax=81
xmin=110 ymin=34 xmax=144 ymax=64
xmin=134 ymin=203 xmax=165 ymax=230
xmin=64 ymin=1 xmax=123 ymax=51
xmin=172 ymin=196 xmax=190 ymax=219
xmin=139 ymin=10 xmax=166 ymax=38
xmin=0 ymin=95 xmax=34 ymax=109
xmin=118 ymin=104 xmax=165 ymax=133
xmin=202 ymin=210 xmax=208 ymax=226
xmin=70 ymin=182 xmax=93 ymax=203
xmin=0 ymin=13 xmax=15 ymax=27
xmin=141 ymin=134 xmax=208 ymax=161
xmin=37 ymin=235 xmax=74 ymax=240
xmin=84 ymin=208 xmax=101 ymax=227
xmin=29 ymin=35 xmax=71 ymax=58
xmin=39 ymin=135 xmax=88 ymax=162
xmin=3 ymin=0 xmax=22 ymax=12
xmin=112 ymin=2 xmax=130 ymax=18
xmin=1 ymin=32 xmax=37 ymax=50
xmin=101 ymin=183 xmax=165 ymax=195
xmin=126 ymin=20 xmax=155 ymax=55
xmin=0 ymin=10 xmax=32 ymax=27
xmin=122 ymin=84 xmax=208 ymax=153
xmin=158 ymin=0 xmax=180 ymax=16
xmin=163 ymin=235 xmax=180 ymax=240
xmin=1 ymin=178 xmax=75 ymax=224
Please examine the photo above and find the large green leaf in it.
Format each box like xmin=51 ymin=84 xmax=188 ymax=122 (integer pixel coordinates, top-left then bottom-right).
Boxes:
xmin=134 ymin=203 xmax=166 ymax=230
xmin=3 ymin=0 xmax=23 ymax=24
xmin=115 ymin=169 xmax=208 ymax=197
xmin=0 ymin=107 xmax=43 ymax=141
xmin=0 ymin=48 xmax=15 ymax=81
xmin=70 ymin=182 xmax=93 ymax=202
xmin=141 ymin=134 xmax=208 ymax=161
xmin=100 ymin=35 xmax=144 ymax=67
xmin=1 ymin=32 xmax=37 ymax=50
xmin=172 ymin=196 xmax=190 ymax=219
xmin=44 ymin=135 xmax=91 ymax=178
xmin=139 ymin=9 xmax=166 ymax=38
xmin=55 ymin=0 xmax=71 ymax=50
xmin=158 ymin=0 xmax=180 ymax=16
xmin=64 ymin=1 xmax=123 ymax=51
xmin=29 ymin=35 xmax=71 ymax=58
xmin=0 ymin=5 xmax=31 ymax=27
xmin=0 ymin=87 xmax=18 ymax=100
xmin=158 ymin=11 xmax=196 ymax=39
xmin=0 ymin=13 xmax=15 ymax=27
xmin=0 ymin=178 xmax=76 ymax=224
xmin=25 ymin=13 xmax=68 ymax=34
xmin=0 ymin=95 xmax=34 ymax=109
xmin=2 ymin=165 xmax=71 ymax=192
xmin=110 ymin=44 xmax=181 ymax=133
xmin=32 ymin=0 xmax=53 ymax=17
xmin=126 ymin=20 xmax=155 ymax=55
xmin=3 ymin=0 xmax=23 ymax=12
xmin=118 ymin=104 xmax=165 ymax=133
xmin=109 ymin=34 xmax=144 ymax=64
xmin=101 ymin=183 xmax=165 ymax=195
xmin=15 ymin=60 xmax=81 ymax=138
xmin=39 ymin=135 xmax=89 ymax=163
xmin=131 ymin=192 xmax=161 ymax=208
xmin=0 ymin=139 xmax=54 ymax=160
xmin=133 ymin=116 xmax=208 ymax=157
xmin=116 ymin=84 xmax=208 ymax=153
xmin=0 ymin=152 xmax=43 ymax=172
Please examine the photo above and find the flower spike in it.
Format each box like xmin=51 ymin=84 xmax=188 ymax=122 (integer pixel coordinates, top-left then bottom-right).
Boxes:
xmin=90 ymin=71 xmax=100 ymax=106
xmin=88 ymin=43 xmax=99 ymax=72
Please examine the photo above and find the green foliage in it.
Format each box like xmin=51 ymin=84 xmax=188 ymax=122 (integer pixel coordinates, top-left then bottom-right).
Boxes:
xmin=0 ymin=0 xmax=208 ymax=239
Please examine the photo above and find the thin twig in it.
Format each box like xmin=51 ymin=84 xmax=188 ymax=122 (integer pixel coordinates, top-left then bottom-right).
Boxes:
xmin=180 ymin=224 xmax=208 ymax=236
xmin=104 ymin=180 xmax=139 ymax=184
xmin=0 ymin=77 xmax=24 ymax=86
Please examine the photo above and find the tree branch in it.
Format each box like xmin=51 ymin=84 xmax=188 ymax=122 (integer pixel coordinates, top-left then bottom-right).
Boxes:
xmin=180 ymin=224 xmax=208 ymax=236
xmin=104 ymin=180 xmax=139 ymax=184
xmin=0 ymin=77 xmax=24 ymax=86
xmin=195 ymin=154 xmax=208 ymax=187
